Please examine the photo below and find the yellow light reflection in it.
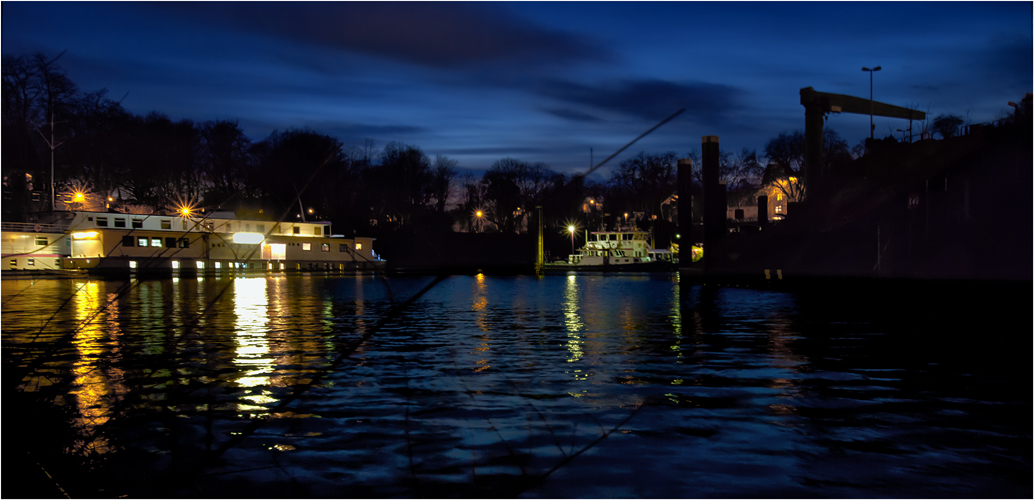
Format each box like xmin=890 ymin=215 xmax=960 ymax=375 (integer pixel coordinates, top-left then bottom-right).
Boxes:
xmin=564 ymin=275 xmax=584 ymax=363
xmin=472 ymin=273 xmax=491 ymax=370
xmin=233 ymin=278 xmax=276 ymax=412
xmin=69 ymin=281 xmax=127 ymax=456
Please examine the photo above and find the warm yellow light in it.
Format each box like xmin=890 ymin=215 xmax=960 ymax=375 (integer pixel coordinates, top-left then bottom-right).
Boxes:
xmin=476 ymin=211 xmax=483 ymax=218
xmin=180 ymin=207 xmax=192 ymax=217
xmin=568 ymin=225 xmax=575 ymax=234
xmin=308 ymin=208 xmax=314 ymax=214
xmin=232 ymin=233 xmax=264 ymax=244
xmin=72 ymin=231 xmax=99 ymax=240
xmin=73 ymin=192 xmax=85 ymax=202
xmin=789 ymin=176 xmax=798 ymax=182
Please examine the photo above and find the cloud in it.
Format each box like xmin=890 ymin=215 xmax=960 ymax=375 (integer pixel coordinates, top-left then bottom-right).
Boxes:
xmin=155 ymin=3 xmax=610 ymax=70
xmin=536 ymin=78 xmax=742 ymax=125
xmin=541 ymin=107 xmax=606 ymax=123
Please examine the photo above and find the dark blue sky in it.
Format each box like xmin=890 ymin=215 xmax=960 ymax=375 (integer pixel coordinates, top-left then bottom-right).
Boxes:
xmin=4 ymin=2 xmax=1030 ymax=180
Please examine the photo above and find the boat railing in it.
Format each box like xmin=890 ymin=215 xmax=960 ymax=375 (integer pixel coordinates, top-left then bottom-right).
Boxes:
xmin=1 ymin=221 xmax=70 ymax=234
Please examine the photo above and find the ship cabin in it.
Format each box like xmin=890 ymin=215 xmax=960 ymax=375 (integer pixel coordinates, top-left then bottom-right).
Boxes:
xmin=568 ymin=230 xmax=656 ymax=265
xmin=60 ymin=210 xmax=382 ymax=274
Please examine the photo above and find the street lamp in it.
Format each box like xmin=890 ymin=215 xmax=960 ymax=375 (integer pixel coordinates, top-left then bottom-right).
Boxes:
xmin=568 ymin=225 xmax=576 ymax=255
xmin=862 ymin=66 xmax=881 ymax=140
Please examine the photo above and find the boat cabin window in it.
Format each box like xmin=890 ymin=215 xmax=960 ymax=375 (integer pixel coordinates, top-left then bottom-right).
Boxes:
xmin=622 ymin=233 xmax=632 ymax=240
xmin=314 ymin=227 xmax=321 ymax=236
xmin=321 ymin=243 xmax=330 ymax=252
xmin=122 ymin=235 xmax=135 ymax=247
xmin=302 ymin=243 xmax=311 ymax=251
xmin=178 ymin=238 xmax=190 ymax=248
xmin=114 ymin=218 xmax=126 ymax=228
xmin=609 ymin=234 xmax=617 ymax=241
xmin=166 ymin=237 xmax=177 ymax=248
xmin=35 ymin=236 xmax=48 ymax=246
xmin=137 ymin=237 xmax=149 ymax=247
xmin=132 ymin=219 xmax=144 ymax=229
xmin=256 ymin=224 xmax=265 ymax=233
xmin=161 ymin=220 xmax=171 ymax=229
xmin=151 ymin=237 xmax=162 ymax=247
xmin=294 ymin=226 xmax=301 ymax=235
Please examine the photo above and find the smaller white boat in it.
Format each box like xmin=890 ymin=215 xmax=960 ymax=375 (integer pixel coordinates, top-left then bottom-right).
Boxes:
xmin=547 ymin=230 xmax=677 ymax=271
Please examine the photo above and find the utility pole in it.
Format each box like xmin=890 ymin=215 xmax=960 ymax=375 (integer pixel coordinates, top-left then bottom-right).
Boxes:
xmin=862 ymin=66 xmax=882 ymax=140
xmin=36 ymin=110 xmax=66 ymax=212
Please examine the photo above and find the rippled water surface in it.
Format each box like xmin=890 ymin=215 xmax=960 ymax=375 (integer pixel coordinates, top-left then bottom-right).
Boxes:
xmin=2 ymin=274 xmax=1029 ymax=498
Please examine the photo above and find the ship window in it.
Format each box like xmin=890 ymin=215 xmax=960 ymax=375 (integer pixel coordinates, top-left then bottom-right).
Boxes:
xmin=609 ymin=234 xmax=617 ymax=241
xmin=138 ymin=237 xmax=149 ymax=247
xmin=10 ymin=259 xmax=16 ymax=267
xmin=294 ymin=227 xmax=300 ymax=235
xmin=256 ymin=224 xmax=265 ymax=233
xmin=151 ymin=237 xmax=162 ymax=247
xmin=777 ymin=194 xmax=783 ymax=201
xmin=355 ymin=243 xmax=363 ymax=250
xmin=114 ymin=218 xmax=126 ymax=228
xmin=35 ymin=236 xmax=48 ymax=246
xmin=166 ymin=237 xmax=177 ymax=248
xmin=321 ymin=243 xmax=330 ymax=252
xmin=314 ymin=227 xmax=320 ymax=236
xmin=161 ymin=220 xmax=171 ymax=229
xmin=27 ymin=258 xmax=35 ymax=266
xmin=96 ymin=217 xmax=108 ymax=227
xmin=122 ymin=235 xmax=135 ymax=247
xmin=132 ymin=219 xmax=144 ymax=229
xmin=339 ymin=244 xmax=347 ymax=252
xmin=302 ymin=243 xmax=311 ymax=251
xmin=622 ymin=233 xmax=632 ymax=240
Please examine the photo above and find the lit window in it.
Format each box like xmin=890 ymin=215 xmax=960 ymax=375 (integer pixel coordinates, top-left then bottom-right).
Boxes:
xmin=27 ymin=258 xmax=35 ymax=266
xmin=302 ymin=243 xmax=311 ymax=251
xmin=775 ymin=206 xmax=782 ymax=213
xmin=215 ymin=262 xmax=221 ymax=269
xmin=776 ymin=194 xmax=783 ymax=201
xmin=196 ymin=261 xmax=205 ymax=269
xmin=129 ymin=261 xmax=137 ymax=269
xmin=178 ymin=238 xmax=190 ymax=248
xmin=355 ymin=243 xmax=362 ymax=250
xmin=321 ymin=243 xmax=330 ymax=252
xmin=138 ymin=237 xmax=149 ymax=247
xmin=151 ymin=237 xmax=162 ymax=247
xmin=172 ymin=261 xmax=180 ymax=269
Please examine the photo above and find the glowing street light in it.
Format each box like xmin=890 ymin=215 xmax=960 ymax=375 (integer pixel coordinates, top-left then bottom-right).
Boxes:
xmin=568 ymin=224 xmax=576 ymax=254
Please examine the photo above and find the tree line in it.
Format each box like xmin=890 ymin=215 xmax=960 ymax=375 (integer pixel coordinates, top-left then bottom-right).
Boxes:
xmin=5 ymin=51 xmax=903 ymax=237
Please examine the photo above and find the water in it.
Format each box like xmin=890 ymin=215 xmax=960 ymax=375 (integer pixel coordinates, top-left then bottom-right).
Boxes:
xmin=2 ymin=274 xmax=1029 ymax=498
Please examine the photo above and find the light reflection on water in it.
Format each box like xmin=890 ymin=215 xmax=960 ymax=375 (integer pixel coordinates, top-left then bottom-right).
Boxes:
xmin=1 ymin=274 xmax=1029 ymax=498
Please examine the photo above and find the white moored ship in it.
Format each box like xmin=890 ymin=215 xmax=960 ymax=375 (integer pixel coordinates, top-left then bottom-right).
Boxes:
xmin=17 ymin=210 xmax=385 ymax=275
xmin=548 ymin=230 xmax=676 ymax=271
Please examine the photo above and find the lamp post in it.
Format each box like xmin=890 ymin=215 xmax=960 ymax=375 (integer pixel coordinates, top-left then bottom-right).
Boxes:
xmin=862 ymin=66 xmax=881 ymax=140
xmin=568 ymin=225 xmax=576 ymax=255
xmin=475 ymin=210 xmax=483 ymax=233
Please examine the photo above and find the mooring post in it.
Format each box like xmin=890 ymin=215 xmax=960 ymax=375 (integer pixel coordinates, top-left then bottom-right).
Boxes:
xmin=677 ymin=158 xmax=693 ymax=265
xmin=702 ymin=136 xmax=721 ymax=273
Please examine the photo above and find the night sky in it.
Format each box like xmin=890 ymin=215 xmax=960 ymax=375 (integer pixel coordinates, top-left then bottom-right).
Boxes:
xmin=3 ymin=2 xmax=1030 ymax=180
